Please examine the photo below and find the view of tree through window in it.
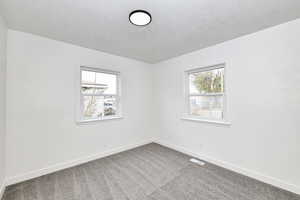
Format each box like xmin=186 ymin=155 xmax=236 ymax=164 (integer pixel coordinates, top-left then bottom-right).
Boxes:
xmin=80 ymin=68 xmax=119 ymax=120
xmin=188 ymin=66 xmax=225 ymax=120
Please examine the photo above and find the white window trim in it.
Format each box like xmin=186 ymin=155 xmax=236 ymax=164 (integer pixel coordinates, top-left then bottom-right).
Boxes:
xmin=76 ymin=66 xmax=122 ymax=124
xmin=182 ymin=63 xmax=231 ymax=125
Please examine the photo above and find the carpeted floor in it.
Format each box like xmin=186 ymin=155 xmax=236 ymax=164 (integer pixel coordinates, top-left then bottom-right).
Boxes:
xmin=2 ymin=143 xmax=300 ymax=200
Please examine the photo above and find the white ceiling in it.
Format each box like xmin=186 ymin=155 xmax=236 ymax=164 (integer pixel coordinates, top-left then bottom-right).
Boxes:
xmin=1 ymin=0 xmax=300 ymax=63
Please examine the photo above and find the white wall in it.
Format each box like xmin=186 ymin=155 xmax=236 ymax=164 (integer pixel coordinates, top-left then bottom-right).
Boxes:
xmin=6 ymin=30 xmax=154 ymax=181
xmin=0 ymin=16 xmax=7 ymax=193
xmin=153 ymin=19 xmax=300 ymax=193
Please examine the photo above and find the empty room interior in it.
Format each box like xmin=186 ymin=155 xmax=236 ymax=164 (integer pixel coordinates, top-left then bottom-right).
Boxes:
xmin=1 ymin=0 xmax=300 ymax=199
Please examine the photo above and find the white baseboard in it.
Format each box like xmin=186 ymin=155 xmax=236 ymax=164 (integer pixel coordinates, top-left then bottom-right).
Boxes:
xmin=0 ymin=182 xmax=5 ymax=200
xmin=5 ymin=139 xmax=153 ymax=186
xmin=155 ymin=140 xmax=300 ymax=195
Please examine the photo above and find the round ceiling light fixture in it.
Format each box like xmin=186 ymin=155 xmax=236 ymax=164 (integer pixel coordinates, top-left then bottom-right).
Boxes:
xmin=129 ymin=10 xmax=152 ymax=26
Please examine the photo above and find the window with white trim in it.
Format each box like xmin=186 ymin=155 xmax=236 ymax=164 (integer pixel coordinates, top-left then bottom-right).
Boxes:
xmin=185 ymin=64 xmax=226 ymax=121
xmin=79 ymin=67 xmax=121 ymax=122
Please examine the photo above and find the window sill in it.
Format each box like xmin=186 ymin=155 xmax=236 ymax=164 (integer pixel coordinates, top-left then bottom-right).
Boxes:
xmin=76 ymin=116 xmax=123 ymax=125
xmin=181 ymin=117 xmax=231 ymax=126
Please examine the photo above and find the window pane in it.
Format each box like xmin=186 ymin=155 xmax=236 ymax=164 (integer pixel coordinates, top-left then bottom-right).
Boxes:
xmin=104 ymin=96 xmax=117 ymax=116
xmin=189 ymin=96 xmax=223 ymax=120
xmin=189 ymin=68 xmax=224 ymax=94
xmin=96 ymin=72 xmax=117 ymax=94
xmin=83 ymin=96 xmax=103 ymax=119
xmin=81 ymin=70 xmax=95 ymax=83
xmin=83 ymin=96 xmax=117 ymax=120
xmin=81 ymin=70 xmax=117 ymax=95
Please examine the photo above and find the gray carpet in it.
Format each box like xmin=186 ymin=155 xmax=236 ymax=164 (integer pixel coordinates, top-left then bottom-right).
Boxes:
xmin=2 ymin=143 xmax=300 ymax=200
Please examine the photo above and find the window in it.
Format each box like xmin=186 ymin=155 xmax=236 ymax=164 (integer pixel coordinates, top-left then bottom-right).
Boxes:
xmin=79 ymin=67 xmax=121 ymax=122
xmin=184 ymin=64 xmax=226 ymax=122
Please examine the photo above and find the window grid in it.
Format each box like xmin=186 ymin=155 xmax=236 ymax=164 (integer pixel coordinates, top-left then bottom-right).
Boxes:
xmin=185 ymin=64 xmax=226 ymax=121
xmin=79 ymin=67 xmax=121 ymax=122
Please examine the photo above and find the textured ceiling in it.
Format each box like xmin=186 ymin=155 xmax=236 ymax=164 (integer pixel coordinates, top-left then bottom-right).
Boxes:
xmin=1 ymin=0 xmax=300 ymax=63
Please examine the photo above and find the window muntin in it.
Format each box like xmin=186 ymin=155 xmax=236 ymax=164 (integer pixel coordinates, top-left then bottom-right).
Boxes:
xmin=80 ymin=67 xmax=120 ymax=121
xmin=186 ymin=65 xmax=225 ymax=121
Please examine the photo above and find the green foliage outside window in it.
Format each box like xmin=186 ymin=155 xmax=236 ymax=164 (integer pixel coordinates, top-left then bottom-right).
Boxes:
xmin=192 ymin=69 xmax=224 ymax=93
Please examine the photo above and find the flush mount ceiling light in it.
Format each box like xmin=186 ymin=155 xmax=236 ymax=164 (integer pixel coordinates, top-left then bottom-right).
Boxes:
xmin=129 ymin=10 xmax=152 ymax=26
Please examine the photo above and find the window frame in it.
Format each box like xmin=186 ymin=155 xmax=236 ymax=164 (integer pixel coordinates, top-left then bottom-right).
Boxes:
xmin=77 ymin=66 xmax=122 ymax=123
xmin=182 ymin=63 xmax=230 ymax=125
